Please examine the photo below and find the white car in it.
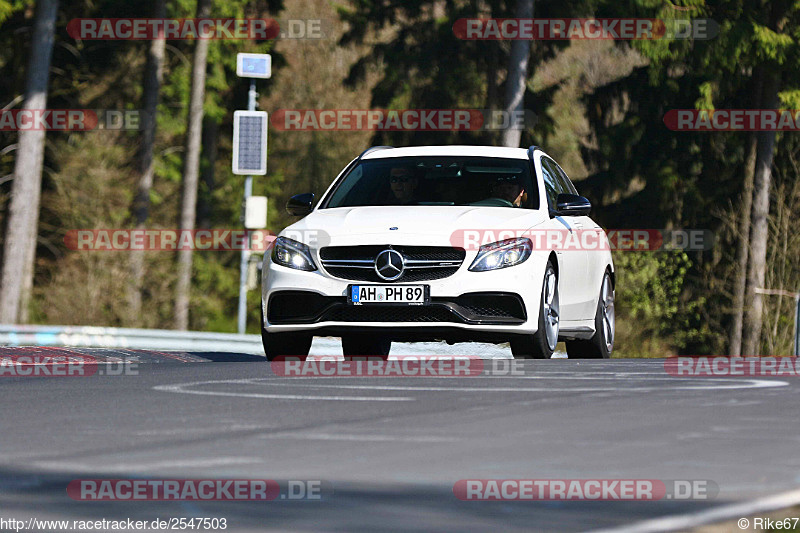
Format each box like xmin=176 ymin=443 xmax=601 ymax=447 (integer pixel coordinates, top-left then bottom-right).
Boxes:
xmin=261 ymin=145 xmax=615 ymax=359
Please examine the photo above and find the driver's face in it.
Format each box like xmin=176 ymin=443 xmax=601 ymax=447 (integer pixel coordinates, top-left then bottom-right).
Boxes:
xmin=492 ymin=181 xmax=523 ymax=204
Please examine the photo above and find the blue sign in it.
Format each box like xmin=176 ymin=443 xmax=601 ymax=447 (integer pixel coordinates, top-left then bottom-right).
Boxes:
xmin=243 ymin=57 xmax=268 ymax=75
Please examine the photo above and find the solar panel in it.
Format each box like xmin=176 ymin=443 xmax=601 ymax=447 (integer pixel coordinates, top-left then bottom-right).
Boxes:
xmin=232 ymin=111 xmax=268 ymax=175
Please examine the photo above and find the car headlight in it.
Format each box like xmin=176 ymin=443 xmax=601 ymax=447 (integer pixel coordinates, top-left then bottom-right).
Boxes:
xmin=271 ymin=237 xmax=317 ymax=271
xmin=468 ymin=238 xmax=532 ymax=272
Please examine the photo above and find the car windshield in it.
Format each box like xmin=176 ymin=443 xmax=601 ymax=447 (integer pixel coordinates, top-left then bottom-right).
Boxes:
xmin=323 ymin=156 xmax=539 ymax=209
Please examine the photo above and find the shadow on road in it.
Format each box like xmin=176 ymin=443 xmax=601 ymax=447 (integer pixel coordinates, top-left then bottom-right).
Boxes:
xmin=0 ymin=467 xmax=721 ymax=533
xmin=187 ymin=352 xmax=265 ymax=363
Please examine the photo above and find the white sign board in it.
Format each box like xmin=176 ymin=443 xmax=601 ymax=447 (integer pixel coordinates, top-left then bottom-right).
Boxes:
xmin=245 ymin=196 xmax=268 ymax=229
xmin=236 ymin=53 xmax=272 ymax=79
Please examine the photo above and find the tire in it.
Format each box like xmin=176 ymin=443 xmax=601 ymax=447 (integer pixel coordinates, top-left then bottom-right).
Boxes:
xmin=566 ymin=270 xmax=614 ymax=359
xmin=511 ymin=260 xmax=559 ymax=359
xmin=341 ymin=334 xmax=391 ymax=357
xmin=260 ymin=309 xmax=312 ymax=362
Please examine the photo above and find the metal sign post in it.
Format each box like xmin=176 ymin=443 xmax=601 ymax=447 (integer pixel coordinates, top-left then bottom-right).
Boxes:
xmin=234 ymin=53 xmax=271 ymax=334
xmin=795 ymin=295 xmax=800 ymax=357
xmin=754 ymin=287 xmax=800 ymax=356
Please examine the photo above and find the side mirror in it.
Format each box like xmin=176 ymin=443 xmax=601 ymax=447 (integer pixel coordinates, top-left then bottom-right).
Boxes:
xmin=286 ymin=193 xmax=315 ymax=217
xmin=555 ymin=193 xmax=591 ymax=216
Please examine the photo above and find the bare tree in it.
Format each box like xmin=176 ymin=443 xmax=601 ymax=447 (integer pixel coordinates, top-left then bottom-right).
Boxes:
xmin=728 ymin=74 xmax=764 ymax=357
xmin=500 ymin=0 xmax=534 ymax=148
xmin=0 ymin=0 xmax=59 ymax=323
xmin=742 ymin=71 xmax=780 ymax=356
xmin=129 ymin=0 xmax=166 ymax=324
xmin=728 ymin=129 xmax=758 ymax=356
xmin=197 ymin=115 xmax=219 ymax=229
xmin=174 ymin=0 xmax=212 ymax=330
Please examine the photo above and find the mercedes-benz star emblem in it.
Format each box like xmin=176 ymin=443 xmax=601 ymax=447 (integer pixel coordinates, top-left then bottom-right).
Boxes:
xmin=374 ymin=249 xmax=404 ymax=281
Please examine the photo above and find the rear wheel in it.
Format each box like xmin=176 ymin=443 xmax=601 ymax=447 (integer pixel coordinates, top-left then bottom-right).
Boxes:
xmin=260 ymin=309 xmax=312 ymax=361
xmin=511 ymin=260 xmax=559 ymax=359
xmin=566 ymin=271 xmax=614 ymax=359
xmin=341 ymin=334 xmax=391 ymax=357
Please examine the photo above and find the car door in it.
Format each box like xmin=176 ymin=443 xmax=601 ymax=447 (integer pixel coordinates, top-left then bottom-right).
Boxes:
xmin=547 ymin=158 xmax=599 ymax=319
xmin=538 ymin=155 xmax=591 ymax=321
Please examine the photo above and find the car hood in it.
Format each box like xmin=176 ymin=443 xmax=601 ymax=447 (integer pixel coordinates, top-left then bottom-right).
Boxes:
xmin=281 ymin=206 xmax=547 ymax=248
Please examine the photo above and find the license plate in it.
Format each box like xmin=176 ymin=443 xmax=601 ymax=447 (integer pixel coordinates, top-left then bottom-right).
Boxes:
xmin=348 ymin=285 xmax=429 ymax=305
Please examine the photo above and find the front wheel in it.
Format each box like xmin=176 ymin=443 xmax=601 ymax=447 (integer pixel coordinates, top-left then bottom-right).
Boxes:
xmin=261 ymin=310 xmax=312 ymax=361
xmin=566 ymin=270 xmax=614 ymax=359
xmin=511 ymin=260 xmax=559 ymax=359
xmin=261 ymin=330 xmax=312 ymax=362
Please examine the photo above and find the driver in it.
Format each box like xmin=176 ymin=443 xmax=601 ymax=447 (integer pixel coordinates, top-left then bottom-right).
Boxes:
xmin=388 ymin=166 xmax=418 ymax=205
xmin=490 ymin=175 xmax=526 ymax=207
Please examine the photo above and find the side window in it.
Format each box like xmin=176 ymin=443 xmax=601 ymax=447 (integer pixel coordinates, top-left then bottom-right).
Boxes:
xmin=539 ymin=158 xmax=560 ymax=209
xmin=552 ymin=160 xmax=578 ymax=195
xmin=543 ymin=158 xmax=571 ymax=195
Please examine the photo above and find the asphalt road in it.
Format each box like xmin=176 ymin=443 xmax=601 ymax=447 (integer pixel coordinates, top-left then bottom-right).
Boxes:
xmin=1 ymin=348 xmax=799 ymax=532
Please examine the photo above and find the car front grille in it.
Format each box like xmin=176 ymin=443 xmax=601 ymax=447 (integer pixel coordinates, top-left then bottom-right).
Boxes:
xmin=322 ymin=305 xmax=456 ymax=323
xmin=319 ymin=245 xmax=466 ymax=283
xmin=267 ymin=291 xmax=525 ymax=325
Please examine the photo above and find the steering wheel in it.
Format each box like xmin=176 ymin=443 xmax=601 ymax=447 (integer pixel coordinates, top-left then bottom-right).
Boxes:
xmin=470 ymin=197 xmax=514 ymax=207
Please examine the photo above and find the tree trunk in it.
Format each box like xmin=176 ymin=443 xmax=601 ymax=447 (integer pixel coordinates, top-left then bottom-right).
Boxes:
xmin=742 ymin=71 xmax=780 ymax=356
xmin=486 ymin=42 xmax=501 ymax=145
xmin=728 ymin=133 xmax=757 ymax=356
xmin=0 ymin=0 xmax=58 ymax=323
xmin=500 ymin=0 xmax=534 ymax=148
xmin=486 ymin=45 xmax=499 ymax=112
xmin=197 ymin=115 xmax=219 ymax=229
xmin=174 ymin=0 xmax=212 ymax=330
xmin=129 ymin=0 xmax=166 ymax=325
xmin=728 ymin=73 xmax=762 ymax=356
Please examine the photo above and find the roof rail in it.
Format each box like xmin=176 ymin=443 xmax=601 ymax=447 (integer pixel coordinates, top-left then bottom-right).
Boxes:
xmin=360 ymin=146 xmax=395 ymax=158
xmin=527 ymin=145 xmax=541 ymax=161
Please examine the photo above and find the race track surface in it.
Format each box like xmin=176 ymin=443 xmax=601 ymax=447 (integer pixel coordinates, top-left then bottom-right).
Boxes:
xmin=1 ymin=348 xmax=798 ymax=532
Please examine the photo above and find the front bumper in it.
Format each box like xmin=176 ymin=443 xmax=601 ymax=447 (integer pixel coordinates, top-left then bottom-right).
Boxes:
xmin=261 ymin=250 xmax=551 ymax=338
